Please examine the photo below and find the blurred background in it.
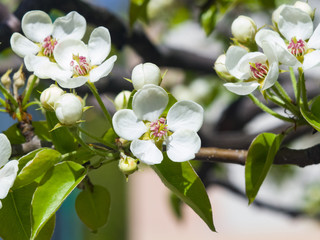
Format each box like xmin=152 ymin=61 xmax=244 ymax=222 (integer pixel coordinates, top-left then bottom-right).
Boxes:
xmin=1 ymin=0 xmax=320 ymax=239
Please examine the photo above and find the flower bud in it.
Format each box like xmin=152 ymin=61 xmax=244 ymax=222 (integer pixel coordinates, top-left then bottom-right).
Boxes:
xmin=272 ymin=4 xmax=286 ymax=28
xmin=294 ymin=1 xmax=315 ymax=20
xmin=40 ymin=84 xmax=64 ymax=111
xmin=131 ymin=62 xmax=161 ymax=90
xmin=118 ymin=154 xmax=138 ymax=177
xmin=54 ymin=93 xmax=83 ymax=125
xmin=114 ymin=90 xmax=131 ymax=110
xmin=214 ymin=54 xmax=234 ymax=82
xmin=231 ymin=16 xmax=257 ymax=44
xmin=26 ymin=74 xmax=39 ymax=92
xmin=13 ymin=65 xmax=25 ymax=89
xmin=1 ymin=69 xmax=12 ymax=91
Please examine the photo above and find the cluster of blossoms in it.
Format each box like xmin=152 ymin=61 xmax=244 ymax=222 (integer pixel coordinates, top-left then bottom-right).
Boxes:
xmin=11 ymin=10 xmax=116 ymax=88
xmin=214 ymin=1 xmax=318 ymax=95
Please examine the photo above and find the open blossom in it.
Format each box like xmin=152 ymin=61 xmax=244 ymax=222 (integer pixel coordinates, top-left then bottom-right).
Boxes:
xmin=10 ymin=10 xmax=86 ymax=80
xmin=112 ymin=84 xmax=203 ymax=165
xmin=257 ymin=5 xmax=320 ymax=70
xmin=0 ymin=133 xmax=18 ymax=209
xmin=224 ymin=43 xmax=279 ymax=95
xmin=52 ymin=27 xmax=117 ymax=88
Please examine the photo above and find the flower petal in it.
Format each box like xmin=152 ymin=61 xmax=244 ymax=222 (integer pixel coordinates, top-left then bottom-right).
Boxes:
xmin=130 ymin=139 xmax=163 ymax=165
xmin=308 ymin=24 xmax=320 ymax=49
xmin=89 ymin=55 xmax=117 ymax=83
xmin=0 ymin=134 xmax=11 ymax=167
xmin=52 ymin=11 xmax=86 ymax=40
xmin=224 ymin=82 xmax=259 ymax=95
xmin=278 ymin=6 xmax=313 ymax=40
xmin=10 ymin=33 xmax=40 ymax=57
xmin=54 ymin=38 xmax=88 ymax=69
xmin=21 ymin=10 xmax=53 ymax=42
xmin=261 ymin=62 xmax=279 ymax=90
xmin=132 ymin=84 xmax=168 ymax=122
xmin=56 ymin=76 xmax=89 ymax=89
xmin=112 ymin=109 xmax=147 ymax=140
xmin=167 ymin=100 xmax=203 ymax=132
xmin=0 ymin=160 xmax=18 ymax=200
xmin=303 ymin=51 xmax=320 ymax=70
xmin=88 ymin=27 xmax=111 ymax=65
xmin=225 ymin=46 xmax=248 ymax=79
xmin=166 ymin=129 xmax=201 ymax=162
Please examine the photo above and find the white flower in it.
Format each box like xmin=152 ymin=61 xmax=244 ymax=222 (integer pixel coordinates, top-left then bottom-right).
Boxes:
xmin=0 ymin=133 xmax=18 ymax=209
xmin=224 ymin=43 xmax=279 ymax=95
xmin=257 ymin=5 xmax=320 ymax=70
xmin=112 ymin=84 xmax=203 ymax=165
xmin=54 ymin=93 xmax=83 ymax=125
xmin=131 ymin=62 xmax=161 ymax=90
xmin=40 ymin=84 xmax=64 ymax=111
xmin=114 ymin=90 xmax=131 ymax=110
xmin=294 ymin=1 xmax=314 ymax=19
xmin=231 ymin=16 xmax=257 ymax=43
xmin=10 ymin=10 xmax=86 ymax=80
xmin=52 ymin=27 xmax=117 ymax=88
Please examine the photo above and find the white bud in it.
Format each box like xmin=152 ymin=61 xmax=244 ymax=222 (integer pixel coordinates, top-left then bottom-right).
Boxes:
xmin=294 ymin=1 xmax=315 ymax=19
xmin=131 ymin=62 xmax=161 ymax=90
xmin=54 ymin=93 xmax=83 ymax=125
xmin=40 ymin=84 xmax=64 ymax=111
xmin=214 ymin=54 xmax=234 ymax=82
xmin=1 ymin=69 xmax=12 ymax=91
xmin=231 ymin=16 xmax=257 ymax=43
xmin=272 ymin=4 xmax=286 ymax=28
xmin=114 ymin=90 xmax=131 ymax=110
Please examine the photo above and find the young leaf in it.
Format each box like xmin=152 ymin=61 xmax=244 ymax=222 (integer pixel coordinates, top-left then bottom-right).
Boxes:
xmin=34 ymin=215 xmax=56 ymax=240
xmin=75 ymin=184 xmax=111 ymax=231
xmin=245 ymin=133 xmax=283 ymax=204
xmin=200 ymin=5 xmax=217 ymax=36
xmin=301 ymin=105 xmax=320 ymax=132
xmin=31 ymin=161 xmax=86 ymax=240
xmin=129 ymin=0 xmax=150 ymax=27
xmin=152 ymin=154 xmax=215 ymax=231
xmin=3 ymin=123 xmax=25 ymax=144
xmin=32 ymin=121 xmax=52 ymax=142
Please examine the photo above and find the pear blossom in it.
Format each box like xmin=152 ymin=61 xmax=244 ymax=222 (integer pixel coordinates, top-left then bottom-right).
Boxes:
xmin=52 ymin=27 xmax=117 ymax=88
xmin=131 ymin=62 xmax=161 ymax=90
xmin=0 ymin=133 xmax=18 ymax=209
xmin=10 ymin=10 xmax=86 ymax=80
xmin=231 ymin=16 xmax=257 ymax=44
xmin=40 ymin=84 xmax=65 ymax=111
xmin=257 ymin=5 xmax=320 ymax=70
xmin=112 ymin=84 xmax=203 ymax=165
xmin=224 ymin=42 xmax=279 ymax=95
xmin=54 ymin=93 xmax=83 ymax=125
xmin=114 ymin=90 xmax=131 ymax=110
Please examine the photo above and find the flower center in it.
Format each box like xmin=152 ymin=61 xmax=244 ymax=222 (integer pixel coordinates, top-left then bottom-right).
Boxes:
xmin=288 ymin=37 xmax=307 ymax=57
xmin=42 ymin=36 xmax=57 ymax=57
xmin=70 ymin=54 xmax=90 ymax=76
xmin=249 ymin=62 xmax=269 ymax=80
xmin=149 ymin=117 xmax=168 ymax=141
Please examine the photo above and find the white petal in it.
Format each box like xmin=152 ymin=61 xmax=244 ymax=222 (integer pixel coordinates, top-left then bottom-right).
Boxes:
xmin=308 ymin=24 xmax=320 ymax=49
xmin=261 ymin=62 xmax=279 ymax=90
xmin=278 ymin=6 xmax=313 ymax=40
xmin=167 ymin=100 xmax=203 ymax=132
xmin=90 ymin=55 xmax=117 ymax=83
xmin=52 ymin=11 xmax=86 ymax=41
xmin=0 ymin=160 xmax=18 ymax=199
xmin=255 ymin=29 xmax=286 ymax=49
xmin=303 ymin=51 xmax=320 ymax=70
xmin=112 ymin=109 xmax=147 ymax=140
xmin=166 ymin=130 xmax=201 ymax=162
xmin=10 ymin=33 xmax=40 ymax=57
xmin=224 ymin=82 xmax=259 ymax=95
xmin=274 ymin=42 xmax=301 ymax=67
xmin=88 ymin=27 xmax=111 ymax=65
xmin=56 ymin=76 xmax=88 ymax=89
xmin=54 ymin=39 xmax=88 ymax=69
xmin=21 ymin=10 xmax=53 ymax=42
xmin=132 ymin=85 xmax=168 ymax=122
xmin=260 ymin=40 xmax=277 ymax=64
xmin=130 ymin=139 xmax=163 ymax=165
xmin=0 ymin=134 xmax=11 ymax=167
xmin=225 ymin=46 xmax=248 ymax=79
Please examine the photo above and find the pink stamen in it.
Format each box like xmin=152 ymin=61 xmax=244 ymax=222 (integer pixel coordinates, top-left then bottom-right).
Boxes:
xmin=149 ymin=117 xmax=168 ymax=140
xmin=70 ymin=55 xmax=90 ymax=76
xmin=42 ymin=36 xmax=58 ymax=57
xmin=288 ymin=38 xmax=307 ymax=57
xmin=250 ymin=62 xmax=268 ymax=80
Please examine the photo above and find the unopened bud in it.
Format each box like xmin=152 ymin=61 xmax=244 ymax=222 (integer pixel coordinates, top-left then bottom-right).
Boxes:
xmin=40 ymin=84 xmax=64 ymax=111
xmin=26 ymin=75 xmax=39 ymax=92
xmin=114 ymin=90 xmax=131 ymax=110
xmin=214 ymin=54 xmax=234 ymax=82
xmin=1 ymin=69 xmax=12 ymax=91
xmin=13 ymin=65 xmax=25 ymax=89
xmin=54 ymin=93 xmax=83 ymax=125
xmin=294 ymin=1 xmax=315 ymax=20
xmin=119 ymin=153 xmax=138 ymax=177
xmin=272 ymin=5 xmax=286 ymax=28
xmin=132 ymin=62 xmax=161 ymax=90
xmin=231 ymin=16 xmax=257 ymax=44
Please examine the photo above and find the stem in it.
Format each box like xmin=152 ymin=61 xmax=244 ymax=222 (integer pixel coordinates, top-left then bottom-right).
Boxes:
xmin=298 ymin=67 xmax=309 ymax=111
xmin=0 ymin=83 xmax=18 ymax=108
xmin=86 ymin=82 xmax=113 ymax=128
xmin=289 ymin=67 xmax=298 ymax=100
xmin=23 ymin=101 xmax=40 ymax=110
xmin=22 ymin=75 xmax=37 ymax=107
xmin=78 ymin=126 xmax=117 ymax=150
xmin=248 ymin=94 xmax=295 ymax=123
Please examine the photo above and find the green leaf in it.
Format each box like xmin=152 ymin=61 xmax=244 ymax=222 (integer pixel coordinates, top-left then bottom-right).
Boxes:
xmin=170 ymin=193 xmax=182 ymax=219
xmin=301 ymin=105 xmax=320 ymax=132
xmin=245 ymin=133 xmax=283 ymax=204
xmin=17 ymin=149 xmax=43 ymax=170
xmin=0 ymin=182 xmax=38 ymax=240
xmin=103 ymin=127 xmax=118 ymax=146
xmin=311 ymin=95 xmax=320 ymax=119
xmin=152 ymin=154 xmax=215 ymax=231
xmin=14 ymin=149 xmax=62 ymax=189
xmin=34 ymin=215 xmax=55 ymax=240
xmin=32 ymin=121 xmax=52 ymax=142
xmin=200 ymin=5 xmax=217 ymax=35
xmin=61 ymin=147 xmax=95 ymax=165
xmin=3 ymin=123 xmax=25 ymax=144
xmin=129 ymin=0 xmax=150 ymax=27
xmin=45 ymin=111 xmax=78 ymax=153
xmin=75 ymin=184 xmax=111 ymax=231
xmin=31 ymin=161 xmax=86 ymax=239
